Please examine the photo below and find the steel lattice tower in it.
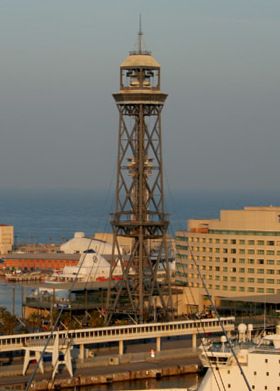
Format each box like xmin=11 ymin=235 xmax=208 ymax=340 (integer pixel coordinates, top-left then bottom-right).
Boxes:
xmin=106 ymin=27 xmax=173 ymax=324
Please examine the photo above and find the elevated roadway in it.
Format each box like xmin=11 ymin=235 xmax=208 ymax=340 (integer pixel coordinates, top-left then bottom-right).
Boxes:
xmin=0 ymin=317 xmax=235 ymax=357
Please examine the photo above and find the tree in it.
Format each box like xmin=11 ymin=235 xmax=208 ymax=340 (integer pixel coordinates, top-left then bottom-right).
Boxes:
xmin=0 ymin=307 xmax=18 ymax=335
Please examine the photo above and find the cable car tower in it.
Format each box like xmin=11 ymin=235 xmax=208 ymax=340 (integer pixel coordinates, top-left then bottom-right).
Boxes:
xmin=106 ymin=23 xmax=173 ymax=324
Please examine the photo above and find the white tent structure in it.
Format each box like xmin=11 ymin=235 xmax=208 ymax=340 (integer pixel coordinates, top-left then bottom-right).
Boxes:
xmin=58 ymin=252 xmax=122 ymax=282
xmin=60 ymin=232 xmax=122 ymax=255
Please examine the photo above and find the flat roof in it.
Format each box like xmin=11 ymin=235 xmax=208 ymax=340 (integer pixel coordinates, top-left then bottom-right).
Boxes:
xmin=2 ymin=253 xmax=80 ymax=260
xmin=220 ymin=294 xmax=280 ymax=305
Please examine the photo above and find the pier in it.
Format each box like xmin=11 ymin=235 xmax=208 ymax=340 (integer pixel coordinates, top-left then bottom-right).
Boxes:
xmin=0 ymin=317 xmax=235 ymax=387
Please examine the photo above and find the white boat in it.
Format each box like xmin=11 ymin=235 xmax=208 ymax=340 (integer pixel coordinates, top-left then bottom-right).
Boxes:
xmin=198 ymin=323 xmax=280 ymax=391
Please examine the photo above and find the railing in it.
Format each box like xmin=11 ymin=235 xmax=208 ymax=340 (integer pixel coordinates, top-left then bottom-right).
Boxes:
xmin=0 ymin=317 xmax=235 ymax=352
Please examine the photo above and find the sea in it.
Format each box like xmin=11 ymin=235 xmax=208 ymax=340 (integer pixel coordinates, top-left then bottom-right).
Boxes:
xmin=1 ymin=188 xmax=279 ymax=244
xmin=0 ymin=188 xmax=279 ymax=390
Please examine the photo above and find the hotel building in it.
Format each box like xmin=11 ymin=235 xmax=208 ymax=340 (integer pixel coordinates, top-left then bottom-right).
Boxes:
xmin=176 ymin=206 xmax=280 ymax=300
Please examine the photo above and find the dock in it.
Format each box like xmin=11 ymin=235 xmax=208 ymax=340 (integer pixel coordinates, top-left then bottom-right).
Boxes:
xmin=0 ymin=345 xmax=201 ymax=390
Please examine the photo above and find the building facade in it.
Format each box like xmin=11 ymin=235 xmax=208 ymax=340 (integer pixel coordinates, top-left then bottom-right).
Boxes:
xmin=176 ymin=206 xmax=280 ymax=299
xmin=0 ymin=253 xmax=79 ymax=271
xmin=0 ymin=224 xmax=14 ymax=254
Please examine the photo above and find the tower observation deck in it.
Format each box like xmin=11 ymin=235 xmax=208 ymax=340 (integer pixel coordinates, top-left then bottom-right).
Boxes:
xmin=106 ymin=26 xmax=173 ymax=324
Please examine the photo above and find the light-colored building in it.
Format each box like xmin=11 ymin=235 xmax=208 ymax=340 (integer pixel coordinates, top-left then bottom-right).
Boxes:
xmin=0 ymin=224 xmax=14 ymax=254
xmin=176 ymin=206 xmax=280 ymax=303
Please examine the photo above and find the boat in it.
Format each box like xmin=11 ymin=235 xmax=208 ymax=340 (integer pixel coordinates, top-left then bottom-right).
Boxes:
xmin=198 ymin=323 xmax=280 ymax=391
xmin=5 ymin=271 xmax=45 ymax=282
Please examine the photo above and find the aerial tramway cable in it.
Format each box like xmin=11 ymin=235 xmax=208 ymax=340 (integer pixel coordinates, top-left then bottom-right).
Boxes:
xmin=188 ymin=248 xmax=252 ymax=391
xmin=25 ymin=187 xmax=115 ymax=390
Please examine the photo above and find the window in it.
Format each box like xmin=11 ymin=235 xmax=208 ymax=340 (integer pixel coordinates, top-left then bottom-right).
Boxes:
xmin=239 ymin=249 xmax=245 ymax=254
xmin=248 ymin=240 xmax=255 ymax=245
xmin=231 ymin=267 xmax=237 ymax=272
xmin=257 ymin=240 xmax=264 ymax=245
xmin=231 ymin=239 xmax=236 ymax=244
xmin=223 ymin=248 xmax=228 ymax=253
xmin=267 ymin=288 xmax=275 ymax=294
xmin=239 ymin=287 xmax=245 ymax=292
xmin=257 ymin=288 xmax=264 ymax=293
xmin=257 ymin=259 xmax=264 ymax=265
xmin=248 ymin=268 xmax=254 ymax=273
xmin=257 ymin=278 xmax=264 ymax=283
xmin=223 ymin=276 xmax=228 ymax=281
xmin=267 ymin=241 xmax=275 ymax=246
xmin=267 ymin=269 xmax=275 ymax=274
xmin=239 ymin=277 xmax=245 ymax=282
xmin=257 ymin=249 xmax=264 ymax=255
xmin=248 ymin=259 xmax=255 ymax=264
xmin=215 ymin=266 xmax=220 ymax=271
xmin=230 ymin=286 xmax=236 ymax=291
xmin=223 ymin=257 xmax=228 ymax=263
xmin=248 ymin=287 xmax=255 ymax=292
xmin=231 ymin=249 xmax=236 ymax=254
xmin=267 ymin=250 xmax=274 ymax=255
xmin=257 ymin=269 xmax=264 ymax=274
xmin=230 ymin=276 xmax=236 ymax=282
xmin=267 ymin=259 xmax=275 ymax=265
xmin=239 ymin=240 xmax=245 ymax=245
xmin=248 ymin=249 xmax=255 ymax=254
xmin=215 ymin=248 xmax=220 ymax=253
xmin=223 ymin=267 xmax=228 ymax=272
xmin=223 ymin=239 xmax=228 ymax=244
xmin=239 ymin=268 xmax=245 ymax=273
xmin=215 ymin=239 xmax=220 ymax=244
xmin=248 ymin=277 xmax=254 ymax=283
xmin=267 ymin=279 xmax=274 ymax=284
xmin=239 ymin=258 xmax=245 ymax=264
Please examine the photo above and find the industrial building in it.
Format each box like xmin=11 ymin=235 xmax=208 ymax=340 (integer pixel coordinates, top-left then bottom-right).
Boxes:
xmin=0 ymin=253 xmax=79 ymax=271
xmin=176 ymin=206 xmax=280 ymax=304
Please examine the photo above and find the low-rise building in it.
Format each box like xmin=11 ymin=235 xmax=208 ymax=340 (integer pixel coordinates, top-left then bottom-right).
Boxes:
xmin=0 ymin=224 xmax=14 ymax=254
xmin=176 ymin=206 xmax=280 ymax=304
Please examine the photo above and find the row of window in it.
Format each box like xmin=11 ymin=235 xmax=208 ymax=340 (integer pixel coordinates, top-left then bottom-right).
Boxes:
xmin=177 ymin=235 xmax=279 ymax=245
xmin=179 ymin=255 xmax=280 ymax=265
xmin=186 ymin=247 xmax=279 ymax=255
xmin=187 ymin=282 xmax=277 ymax=294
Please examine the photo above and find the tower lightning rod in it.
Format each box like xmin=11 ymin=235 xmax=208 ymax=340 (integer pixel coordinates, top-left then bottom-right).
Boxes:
xmin=138 ymin=14 xmax=143 ymax=54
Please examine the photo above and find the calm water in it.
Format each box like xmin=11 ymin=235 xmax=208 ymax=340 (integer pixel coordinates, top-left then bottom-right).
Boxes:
xmin=71 ymin=373 xmax=201 ymax=390
xmin=0 ymin=188 xmax=279 ymax=244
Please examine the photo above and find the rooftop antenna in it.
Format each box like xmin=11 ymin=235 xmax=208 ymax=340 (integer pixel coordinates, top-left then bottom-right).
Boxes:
xmin=138 ymin=14 xmax=143 ymax=54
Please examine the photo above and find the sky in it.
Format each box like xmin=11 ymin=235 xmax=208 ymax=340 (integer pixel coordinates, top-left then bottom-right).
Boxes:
xmin=1 ymin=0 xmax=280 ymax=195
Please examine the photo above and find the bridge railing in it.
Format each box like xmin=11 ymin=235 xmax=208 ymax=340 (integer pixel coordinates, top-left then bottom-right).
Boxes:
xmin=0 ymin=317 xmax=235 ymax=351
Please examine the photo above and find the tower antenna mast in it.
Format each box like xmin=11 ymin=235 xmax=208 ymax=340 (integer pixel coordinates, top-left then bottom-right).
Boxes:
xmin=138 ymin=14 xmax=143 ymax=54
